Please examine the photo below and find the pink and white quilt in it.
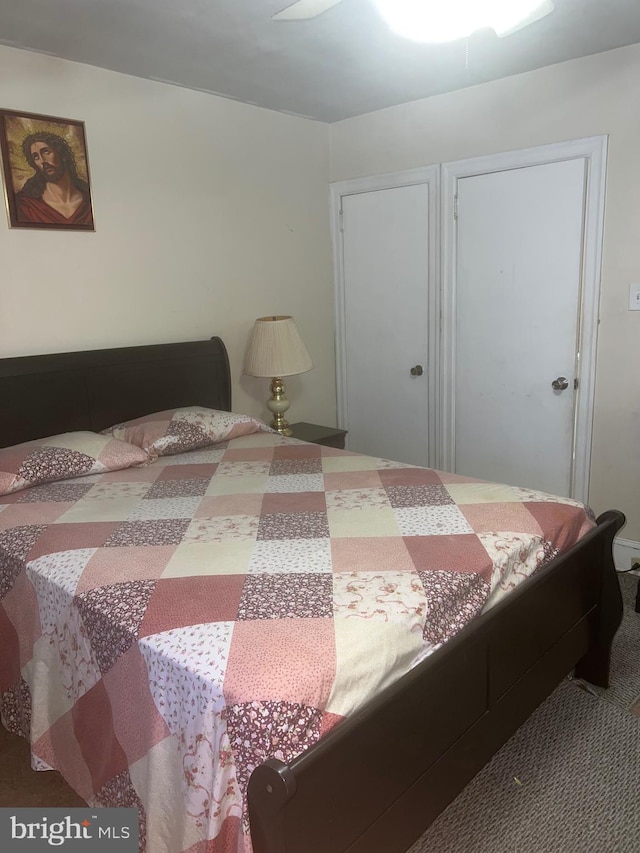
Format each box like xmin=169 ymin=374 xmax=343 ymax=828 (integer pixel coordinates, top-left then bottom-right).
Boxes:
xmin=0 ymin=432 xmax=595 ymax=852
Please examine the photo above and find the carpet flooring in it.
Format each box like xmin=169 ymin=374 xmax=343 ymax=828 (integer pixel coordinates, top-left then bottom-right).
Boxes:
xmin=1 ymin=575 xmax=639 ymax=851
xmin=409 ymin=572 xmax=640 ymax=853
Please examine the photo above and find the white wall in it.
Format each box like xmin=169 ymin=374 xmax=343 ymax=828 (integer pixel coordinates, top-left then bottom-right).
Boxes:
xmin=0 ymin=45 xmax=335 ymax=426
xmin=330 ymin=43 xmax=640 ymax=543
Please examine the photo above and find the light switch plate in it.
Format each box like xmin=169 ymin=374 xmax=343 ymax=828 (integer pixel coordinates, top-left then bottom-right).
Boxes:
xmin=629 ymin=282 xmax=640 ymax=310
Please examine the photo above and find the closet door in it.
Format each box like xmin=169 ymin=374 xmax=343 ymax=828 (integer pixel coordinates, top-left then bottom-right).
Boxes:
xmin=332 ymin=137 xmax=604 ymax=499
xmin=453 ymin=159 xmax=586 ymax=495
xmin=337 ymin=179 xmax=436 ymax=467
xmin=441 ymin=137 xmax=606 ymax=501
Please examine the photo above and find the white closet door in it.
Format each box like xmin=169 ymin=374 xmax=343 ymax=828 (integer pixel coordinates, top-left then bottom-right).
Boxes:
xmin=341 ymin=183 xmax=431 ymax=466
xmin=454 ymin=158 xmax=587 ymax=495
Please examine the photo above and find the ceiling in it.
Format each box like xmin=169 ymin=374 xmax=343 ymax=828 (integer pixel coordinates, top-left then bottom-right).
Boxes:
xmin=1 ymin=0 xmax=640 ymax=123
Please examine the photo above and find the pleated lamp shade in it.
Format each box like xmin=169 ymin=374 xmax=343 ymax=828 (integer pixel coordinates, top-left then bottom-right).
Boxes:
xmin=243 ymin=316 xmax=312 ymax=378
xmin=243 ymin=316 xmax=312 ymax=436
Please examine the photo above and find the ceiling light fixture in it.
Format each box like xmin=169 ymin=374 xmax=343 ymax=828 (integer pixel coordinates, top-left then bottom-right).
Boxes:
xmin=373 ymin=0 xmax=555 ymax=44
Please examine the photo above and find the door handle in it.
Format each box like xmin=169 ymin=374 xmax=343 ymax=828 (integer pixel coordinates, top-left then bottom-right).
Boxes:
xmin=410 ymin=365 xmax=424 ymax=376
xmin=551 ymin=376 xmax=569 ymax=391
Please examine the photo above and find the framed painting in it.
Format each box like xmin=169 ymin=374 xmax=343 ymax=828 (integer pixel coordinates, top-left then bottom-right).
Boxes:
xmin=0 ymin=109 xmax=95 ymax=231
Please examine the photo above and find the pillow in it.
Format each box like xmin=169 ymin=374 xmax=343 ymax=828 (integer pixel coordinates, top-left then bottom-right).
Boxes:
xmin=0 ymin=431 xmax=150 ymax=497
xmin=101 ymin=407 xmax=274 ymax=458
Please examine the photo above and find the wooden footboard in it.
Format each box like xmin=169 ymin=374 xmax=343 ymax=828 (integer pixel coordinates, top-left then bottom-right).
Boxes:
xmin=248 ymin=510 xmax=625 ymax=853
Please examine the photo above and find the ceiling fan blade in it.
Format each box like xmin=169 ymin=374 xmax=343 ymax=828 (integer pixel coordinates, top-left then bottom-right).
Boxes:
xmin=272 ymin=0 xmax=343 ymax=21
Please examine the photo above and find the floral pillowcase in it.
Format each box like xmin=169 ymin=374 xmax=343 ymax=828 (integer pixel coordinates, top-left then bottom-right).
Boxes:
xmin=0 ymin=432 xmax=150 ymax=497
xmin=101 ymin=406 xmax=274 ymax=458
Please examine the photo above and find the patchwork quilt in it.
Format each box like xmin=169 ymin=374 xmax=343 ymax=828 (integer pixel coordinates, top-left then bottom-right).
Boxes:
xmin=0 ymin=432 xmax=595 ymax=853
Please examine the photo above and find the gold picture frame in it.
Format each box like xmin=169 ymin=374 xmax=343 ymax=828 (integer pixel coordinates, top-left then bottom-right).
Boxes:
xmin=0 ymin=109 xmax=95 ymax=230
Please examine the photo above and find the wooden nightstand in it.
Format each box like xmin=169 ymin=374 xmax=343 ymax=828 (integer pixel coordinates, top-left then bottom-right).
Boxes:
xmin=289 ymin=422 xmax=348 ymax=449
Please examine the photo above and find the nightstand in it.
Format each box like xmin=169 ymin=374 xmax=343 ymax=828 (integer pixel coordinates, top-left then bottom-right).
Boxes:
xmin=289 ymin=422 xmax=348 ymax=449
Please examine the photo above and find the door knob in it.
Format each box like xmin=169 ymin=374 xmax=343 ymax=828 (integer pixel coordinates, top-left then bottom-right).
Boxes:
xmin=551 ymin=376 xmax=569 ymax=391
xmin=410 ymin=365 xmax=424 ymax=376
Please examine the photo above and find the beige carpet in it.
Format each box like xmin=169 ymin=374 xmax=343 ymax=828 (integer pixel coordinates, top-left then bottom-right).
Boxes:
xmin=409 ymin=572 xmax=640 ymax=853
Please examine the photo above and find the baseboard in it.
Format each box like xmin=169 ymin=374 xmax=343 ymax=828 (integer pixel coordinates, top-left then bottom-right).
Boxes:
xmin=613 ymin=536 xmax=640 ymax=576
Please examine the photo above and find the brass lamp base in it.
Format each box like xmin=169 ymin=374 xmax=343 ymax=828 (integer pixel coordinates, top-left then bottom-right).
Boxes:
xmin=267 ymin=377 xmax=293 ymax=436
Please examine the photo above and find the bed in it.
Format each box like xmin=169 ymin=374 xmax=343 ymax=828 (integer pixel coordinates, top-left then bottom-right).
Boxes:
xmin=0 ymin=336 xmax=625 ymax=853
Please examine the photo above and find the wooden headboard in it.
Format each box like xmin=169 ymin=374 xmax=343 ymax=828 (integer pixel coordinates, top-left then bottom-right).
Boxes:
xmin=0 ymin=337 xmax=231 ymax=448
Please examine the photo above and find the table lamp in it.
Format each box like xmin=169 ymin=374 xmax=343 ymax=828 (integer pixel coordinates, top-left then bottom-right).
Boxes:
xmin=243 ymin=315 xmax=313 ymax=435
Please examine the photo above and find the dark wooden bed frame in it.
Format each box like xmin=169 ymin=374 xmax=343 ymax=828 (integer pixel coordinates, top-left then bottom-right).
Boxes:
xmin=0 ymin=337 xmax=625 ymax=853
